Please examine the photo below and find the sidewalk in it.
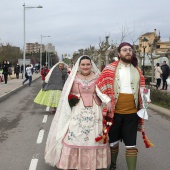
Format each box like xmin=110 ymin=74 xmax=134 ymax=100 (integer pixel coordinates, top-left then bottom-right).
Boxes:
xmin=148 ymin=103 xmax=170 ymax=118
xmin=0 ymin=74 xmax=169 ymax=118
xmin=147 ymin=82 xmax=170 ymax=117
xmin=0 ymin=73 xmax=41 ymax=102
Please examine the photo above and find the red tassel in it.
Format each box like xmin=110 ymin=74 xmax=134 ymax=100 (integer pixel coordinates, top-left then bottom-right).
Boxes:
xmin=144 ymin=139 xmax=149 ymax=145
xmin=95 ymin=108 xmax=114 ymax=144
xmin=106 ymin=127 xmax=110 ymax=132
xmin=142 ymin=136 xmax=146 ymax=139
xmin=102 ymin=107 xmax=107 ymax=116
xmin=95 ymin=136 xmax=103 ymax=142
xmin=104 ymin=137 xmax=107 ymax=144
xmin=145 ymin=143 xmax=150 ymax=148
xmin=142 ymin=131 xmax=154 ymax=148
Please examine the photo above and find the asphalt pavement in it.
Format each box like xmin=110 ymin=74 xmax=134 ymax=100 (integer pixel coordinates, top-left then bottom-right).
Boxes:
xmin=0 ymin=73 xmax=169 ymax=118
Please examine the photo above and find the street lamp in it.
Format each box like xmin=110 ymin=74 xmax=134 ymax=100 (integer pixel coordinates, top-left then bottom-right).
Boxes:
xmin=23 ymin=3 xmax=42 ymax=78
xmin=40 ymin=35 xmax=50 ymax=70
xmin=141 ymin=37 xmax=148 ymax=76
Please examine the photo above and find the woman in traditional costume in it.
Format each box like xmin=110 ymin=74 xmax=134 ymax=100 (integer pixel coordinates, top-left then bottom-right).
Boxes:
xmin=34 ymin=62 xmax=68 ymax=113
xmin=44 ymin=55 xmax=111 ymax=170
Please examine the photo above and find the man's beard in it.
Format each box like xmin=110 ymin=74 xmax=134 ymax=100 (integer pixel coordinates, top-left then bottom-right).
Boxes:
xmin=120 ymin=55 xmax=132 ymax=63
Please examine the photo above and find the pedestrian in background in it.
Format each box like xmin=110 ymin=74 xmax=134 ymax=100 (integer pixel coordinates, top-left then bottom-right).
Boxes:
xmin=41 ymin=66 xmax=50 ymax=82
xmin=2 ymin=60 xmax=9 ymax=84
xmin=14 ymin=63 xmax=20 ymax=79
xmin=0 ymin=64 xmax=3 ymax=83
xmin=22 ymin=64 xmax=33 ymax=86
xmin=161 ymin=61 xmax=170 ymax=90
xmin=7 ymin=61 xmax=12 ymax=78
xmin=20 ymin=64 xmax=24 ymax=79
xmin=155 ymin=63 xmax=162 ymax=89
xmin=34 ymin=61 xmax=68 ymax=113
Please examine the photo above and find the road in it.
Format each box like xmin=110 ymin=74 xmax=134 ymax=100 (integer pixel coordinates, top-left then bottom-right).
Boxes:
xmin=0 ymin=78 xmax=170 ymax=170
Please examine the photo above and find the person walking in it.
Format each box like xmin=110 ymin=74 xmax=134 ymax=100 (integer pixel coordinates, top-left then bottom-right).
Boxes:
xmin=96 ymin=42 xmax=153 ymax=170
xmin=34 ymin=62 xmax=68 ymax=113
xmin=7 ymin=61 xmax=12 ymax=79
xmin=0 ymin=64 xmax=4 ymax=83
xmin=14 ymin=63 xmax=20 ymax=79
xmin=22 ymin=64 xmax=33 ymax=86
xmin=20 ymin=64 xmax=24 ymax=79
xmin=161 ymin=61 xmax=170 ymax=90
xmin=154 ymin=63 xmax=162 ymax=89
xmin=41 ymin=66 xmax=50 ymax=82
xmin=44 ymin=56 xmax=111 ymax=170
xmin=2 ymin=60 xmax=10 ymax=84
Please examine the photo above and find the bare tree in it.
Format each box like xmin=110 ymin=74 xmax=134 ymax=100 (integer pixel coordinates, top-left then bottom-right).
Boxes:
xmin=0 ymin=43 xmax=22 ymax=64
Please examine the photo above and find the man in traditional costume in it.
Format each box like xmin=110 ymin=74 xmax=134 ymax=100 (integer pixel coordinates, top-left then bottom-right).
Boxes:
xmin=97 ymin=42 xmax=153 ymax=170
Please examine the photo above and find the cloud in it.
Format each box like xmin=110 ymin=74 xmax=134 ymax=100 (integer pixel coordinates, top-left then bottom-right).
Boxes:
xmin=0 ymin=0 xmax=170 ymax=58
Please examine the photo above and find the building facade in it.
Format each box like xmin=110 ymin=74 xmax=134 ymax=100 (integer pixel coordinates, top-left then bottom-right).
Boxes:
xmin=156 ymin=41 xmax=170 ymax=53
xmin=26 ymin=42 xmax=55 ymax=54
xmin=139 ymin=29 xmax=170 ymax=54
xmin=45 ymin=43 xmax=55 ymax=53
xmin=26 ymin=42 xmax=45 ymax=53
xmin=139 ymin=29 xmax=170 ymax=66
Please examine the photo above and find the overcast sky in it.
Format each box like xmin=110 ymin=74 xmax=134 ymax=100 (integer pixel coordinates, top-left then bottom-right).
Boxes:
xmin=0 ymin=0 xmax=170 ymax=58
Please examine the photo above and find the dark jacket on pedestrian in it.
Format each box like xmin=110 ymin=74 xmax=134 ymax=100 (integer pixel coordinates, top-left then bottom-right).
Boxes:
xmin=161 ymin=64 xmax=170 ymax=79
xmin=14 ymin=64 xmax=20 ymax=74
xmin=2 ymin=63 xmax=9 ymax=74
xmin=21 ymin=65 xmax=23 ymax=73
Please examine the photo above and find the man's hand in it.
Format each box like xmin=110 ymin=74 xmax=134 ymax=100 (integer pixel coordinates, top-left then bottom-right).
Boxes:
xmin=107 ymin=101 xmax=113 ymax=113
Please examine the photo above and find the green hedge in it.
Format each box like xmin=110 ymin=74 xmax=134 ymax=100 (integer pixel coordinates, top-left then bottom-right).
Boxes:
xmin=150 ymin=88 xmax=170 ymax=110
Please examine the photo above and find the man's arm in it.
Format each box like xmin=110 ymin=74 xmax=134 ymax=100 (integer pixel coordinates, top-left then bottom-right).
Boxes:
xmin=95 ymin=85 xmax=113 ymax=112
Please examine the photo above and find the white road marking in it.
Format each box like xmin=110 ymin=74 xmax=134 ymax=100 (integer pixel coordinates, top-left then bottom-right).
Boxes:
xmin=28 ymin=113 xmax=48 ymax=169
xmin=36 ymin=129 xmax=45 ymax=144
xmin=42 ymin=115 xmax=48 ymax=123
xmin=46 ymin=106 xmax=50 ymax=111
xmin=29 ymin=159 xmax=38 ymax=170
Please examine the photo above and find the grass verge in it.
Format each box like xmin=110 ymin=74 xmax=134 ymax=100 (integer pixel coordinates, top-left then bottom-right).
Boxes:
xmin=150 ymin=88 xmax=170 ymax=110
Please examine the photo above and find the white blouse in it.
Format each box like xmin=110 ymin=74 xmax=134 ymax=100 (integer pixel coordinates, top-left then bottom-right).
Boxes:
xmin=119 ymin=63 xmax=132 ymax=94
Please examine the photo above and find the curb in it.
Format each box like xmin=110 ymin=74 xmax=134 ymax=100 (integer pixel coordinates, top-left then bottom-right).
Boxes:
xmin=148 ymin=103 xmax=170 ymax=118
xmin=0 ymin=77 xmax=41 ymax=103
